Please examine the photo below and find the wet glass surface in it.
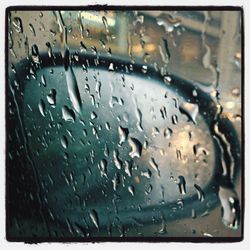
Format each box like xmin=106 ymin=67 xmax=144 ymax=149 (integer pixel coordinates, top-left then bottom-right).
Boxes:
xmin=6 ymin=8 xmax=242 ymax=241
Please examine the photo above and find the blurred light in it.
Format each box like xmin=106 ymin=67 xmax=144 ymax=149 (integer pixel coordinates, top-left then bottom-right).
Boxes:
xmin=81 ymin=12 xmax=116 ymax=26
xmin=134 ymin=176 xmax=140 ymax=183
xmin=234 ymin=52 xmax=241 ymax=60
xmin=133 ymin=44 xmax=156 ymax=53
xmin=225 ymin=101 xmax=235 ymax=110
xmin=177 ymin=131 xmax=189 ymax=148
xmin=211 ymin=90 xmax=217 ymax=97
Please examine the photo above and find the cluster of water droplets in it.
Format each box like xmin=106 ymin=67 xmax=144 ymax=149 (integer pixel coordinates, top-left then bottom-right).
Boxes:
xmin=7 ymin=10 xmax=241 ymax=237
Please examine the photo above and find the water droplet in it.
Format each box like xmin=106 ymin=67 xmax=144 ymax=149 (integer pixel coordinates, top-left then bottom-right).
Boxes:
xmin=113 ymin=150 xmax=122 ymax=169
xmin=157 ymin=13 xmax=181 ymax=33
xmin=159 ymin=38 xmax=171 ymax=63
xmin=176 ymin=149 xmax=182 ymax=161
xmin=145 ymin=184 xmax=153 ymax=195
xmin=10 ymin=64 xmax=16 ymax=74
xmin=192 ymin=208 xmax=197 ymax=219
xmin=29 ymin=67 xmax=37 ymax=79
xmin=95 ymin=81 xmax=101 ymax=99
xmin=92 ymin=127 xmax=98 ymax=139
xmin=38 ymin=99 xmax=46 ymax=117
xmin=99 ymin=159 xmax=108 ymax=178
xmin=90 ymin=111 xmax=97 ymax=120
xmin=193 ymin=144 xmax=208 ymax=157
xmin=99 ymin=39 xmax=106 ymax=48
xmin=141 ymin=65 xmax=147 ymax=74
xmin=231 ymin=87 xmax=240 ymax=97
xmin=160 ymin=106 xmax=167 ymax=119
xmin=80 ymin=41 xmax=87 ymax=52
xmin=64 ymin=49 xmax=82 ymax=113
xmin=124 ymin=160 xmax=132 ymax=177
xmin=173 ymin=97 xmax=179 ymax=108
xmin=112 ymin=173 xmax=120 ymax=191
xmin=141 ymin=169 xmax=152 ymax=179
xmin=89 ymin=209 xmax=100 ymax=230
xmin=218 ymin=186 xmax=240 ymax=230
xmin=149 ymin=158 xmax=160 ymax=177
xmin=122 ymin=112 xmax=129 ymax=123
xmin=39 ymin=11 xmax=43 ymax=18
xmin=108 ymin=63 xmax=114 ymax=71
xmin=102 ymin=16 xmax=109 ymax=33
xmin=201 ymin=44 xmax=217 ymax=84
xmin=158 ymin=218 xmax=167 ymax=235
xmin=82 ymin=129 xmax=87 ymax=137
xmin=118 ymin=126 xmax=129 ymax=145
xmin=73 ymin=222 xmax=86 ymax=237
xmin=177 ymin=198 xmax=184 ymax=208
xmin=107 ymin=47 xmax=112 ymax=56
xmin=50 ymin=28 xmax=57 ymax=36
xmin=62 ymin=105 xmax=75 ymax=122
xmin=61 ymin=135 xmax=68 ymax=149
xmin=192 ymin=89 xmax=198 ymax=97
xmin=31 ymin=44 xmax=41 ymax=64
xmin=28 ymin=23 xmax=36 ymax=36
xmin=63 ymin=152 xmax=69 ymax=160
xmin=177 ymin=176 xmax=186 ymax=195
xmin=135 ymin=107 xmax=143 ymax=131
xmin=163 ymin=127 xmax=173 ymax=139
xmin=104 ymin=143 xmax=109 ymax=157
xmin=105 ymin=122 xmax=111 ymax=131
xmin=12 ymin=17 xmax=23 ymax=33
xmin=128 ymin=185 xmax=135 ymax=196
xmin=202 ymin=44 xmax=212 ymax=69
xmin=40 ymin=74 xmax=46 ymax=87
xmin=45 ymin=42 xmax=53 ymax=59
xmin=109 ymin=96 xmax=123 ymax=108
xmin=172 ymin=115 xmax=178 ymax=125
xmin=133 ymin=13 xmax=144 ymax=26
xmin=194 ymin=184 xmax=205 ymax=202
xmin=143 ymin=140 xmax=149 ymax=150
xmin=152 ymin=127 xmax=160 ymax=137
xmin=179 ymin=102 xmax=199 ymax=124
xmin=164 ymin=76 xmax=171 ymax=84
xmin=91 ymin=46 xmax=98 ymax=55
xmin=203 ymin=232 xmax=213 ymax=237
xmin=47 ymin=89 xmax=56 ymax=107
xmin=128 ymin=137 xmax=142 ymax=158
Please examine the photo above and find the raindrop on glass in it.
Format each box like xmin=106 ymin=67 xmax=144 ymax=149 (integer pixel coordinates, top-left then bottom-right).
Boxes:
xmin=47 ymin=89 xmax=57 ymax=107
xmin=61 ymin=135 xmax=68 ymax=149
xmin=62 ymin=105 xmax=75 ymax=122
xmin=128 ymin=137 xmax=142 ymax=158
xmin=38 ymin=99 xmax=46 ymax=117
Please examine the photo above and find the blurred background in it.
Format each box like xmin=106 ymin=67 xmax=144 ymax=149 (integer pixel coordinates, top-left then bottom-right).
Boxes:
xmin=9 ymin=9 xmax=242 ymax=131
